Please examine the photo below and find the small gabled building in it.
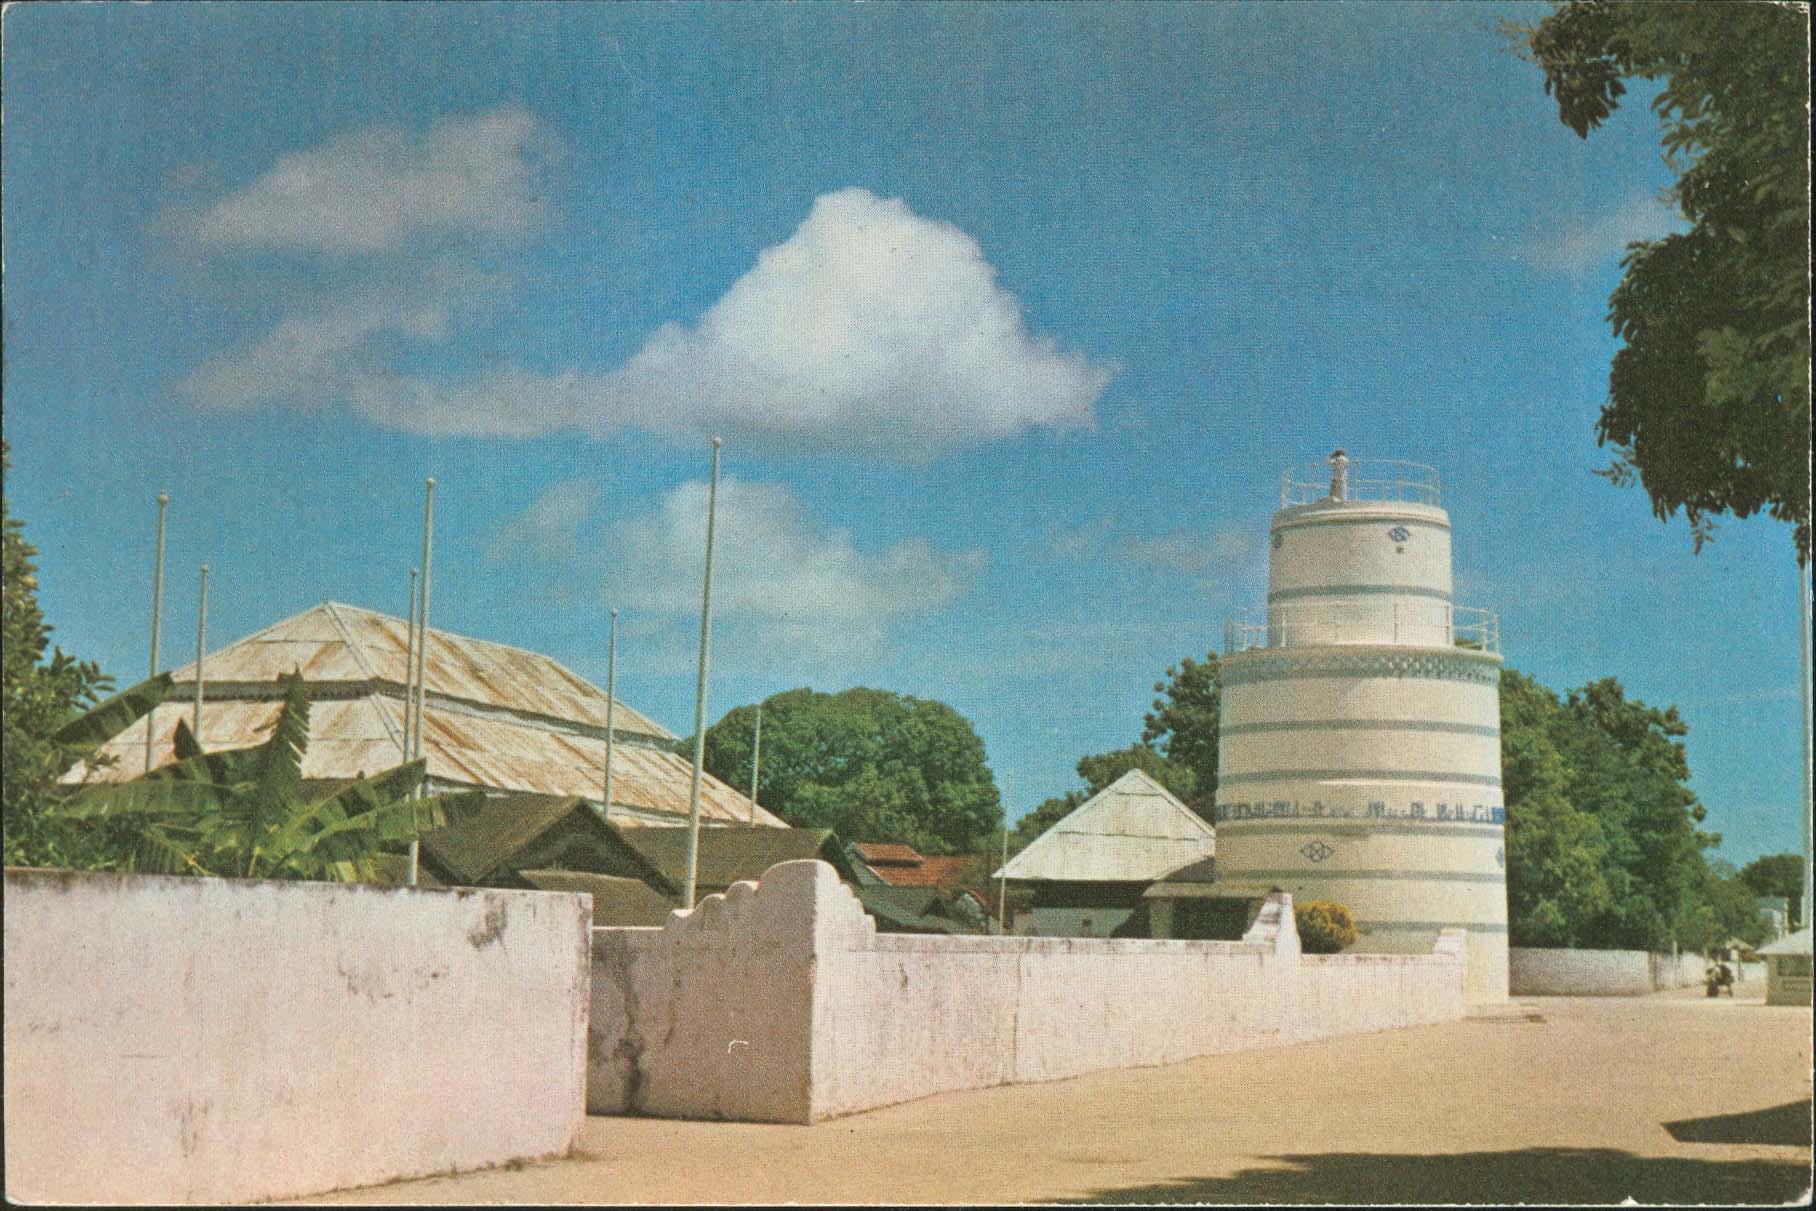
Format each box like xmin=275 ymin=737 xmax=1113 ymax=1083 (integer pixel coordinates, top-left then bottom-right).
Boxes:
xmin=994 ymin=768 xmax=1216 ymax=938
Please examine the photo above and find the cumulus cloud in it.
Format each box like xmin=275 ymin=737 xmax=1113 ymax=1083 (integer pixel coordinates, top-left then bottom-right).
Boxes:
xmin=1518 ymin=191 xmax=1686 ymax=275
xmin=162 ymin=106 xmax=556 ymax=255
xmin=178 ymin=182 xmax=1110 ymax=457
xmin=483 ymin=478 xmax=599 ymax=564
xmin=585 ymin=188 xmax=1111 ymax=452
xmin=487 ymin=477 xmax=985 ymax=661
xmin=177 ymin=259 xmax=512 ymax=412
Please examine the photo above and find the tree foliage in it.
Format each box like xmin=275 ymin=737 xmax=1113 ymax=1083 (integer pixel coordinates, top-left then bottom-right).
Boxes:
xmin=700 ymin=687 xmax=1002 ymax=854
xmin=1518 ymin=0 xmax=1811 ymax=561
xmin=1738 ymin=852 xmax=1805 ymax=928
xmin=1140 ymin=652 xmax=1222 ymax=814
xmin=3 ymin=439 xmax=124 ymax=868
xmin=1500 ymin=665 xmax=1762 ymax=950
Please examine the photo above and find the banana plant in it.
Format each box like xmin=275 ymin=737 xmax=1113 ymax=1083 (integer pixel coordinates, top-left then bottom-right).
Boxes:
xmin=60 ymin=670 xmax=482 ymax=883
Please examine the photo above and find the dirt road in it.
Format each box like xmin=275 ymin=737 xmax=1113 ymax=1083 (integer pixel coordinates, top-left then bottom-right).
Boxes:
xmin=299 ymin=988 xmax=1811 ymax=1205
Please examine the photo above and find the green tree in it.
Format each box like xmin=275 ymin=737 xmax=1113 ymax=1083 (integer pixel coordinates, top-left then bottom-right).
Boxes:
xmin=1516 ymin=1 xmax=1811 ymax=561
xmin=1140 ymin=651 xmax=1222 ymax=817
xmin=700 ymin=687 xmax=1002 ymax=854
xmin=1738 ymin=852 xmax=1804 ymax=928
xmin=3 ymin=439 xmax=124 ymax=867
xmin=1500 ymin=669 xmax=1614 ymax=947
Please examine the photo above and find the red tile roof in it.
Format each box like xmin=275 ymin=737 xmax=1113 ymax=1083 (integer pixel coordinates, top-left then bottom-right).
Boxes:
xmin=854 ymin=842 xmax=924 ymax=867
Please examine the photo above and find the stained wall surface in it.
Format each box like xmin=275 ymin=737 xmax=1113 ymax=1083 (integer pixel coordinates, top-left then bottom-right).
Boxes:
xmin=588 ymin=860 xmax=1468 ymax=1124
xmin=1508 ymin=947 xmax=1710 ymax=996
xmin=3 ymin=868 xmax=592 ymax=1205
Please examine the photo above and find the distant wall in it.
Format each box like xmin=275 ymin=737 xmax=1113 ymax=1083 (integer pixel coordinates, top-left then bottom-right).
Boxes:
xmin=4 ymin=868 xmax=592 ymax=1205
xmin=589 ymin=860 xmax=1466 ymax=1124
xmin=1509 ymin=947 xmax=1708 ymax=996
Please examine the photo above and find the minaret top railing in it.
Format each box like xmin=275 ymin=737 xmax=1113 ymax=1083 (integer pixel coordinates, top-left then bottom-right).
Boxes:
xmin=1223 ymin=600 xmax=1500 ymax=655
xmin=1280 ymin=459 xmax=1441 ymax=508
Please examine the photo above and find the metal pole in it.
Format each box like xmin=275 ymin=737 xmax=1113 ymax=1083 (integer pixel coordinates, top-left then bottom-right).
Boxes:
xmin=683 ymin=439 xmax=722 ymax=909
xmin=1799 ymin=559 xmax=1813 ymax=929
xmin=192 ymin=564 xmax=209 ymax=744
xmin=402 ymin=568 xmax=419 ymax=759
xmin=602 ymin=609 xmax=618 ymax=822
xmin=146 ymin=492 xmax=169 ymax=773
xmin=408 ymin=479 xmax=435 ymax=888
xmin=749 ymin=702 xmax=762 ymax=826
xmin=998 ymin=826 xmax=1009 ymax=933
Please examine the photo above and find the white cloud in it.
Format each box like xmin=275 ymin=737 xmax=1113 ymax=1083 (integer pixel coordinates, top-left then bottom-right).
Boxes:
xmin=1518 ymin=191 xmax=1686 ymax=275
xmin=487 ymin=477 xmax=984 ymax=662
xmin=164 ymin=106 xmax=556 ymax=255
xmin=177 ymin=260 xmax=511 ymax=412
xmin=483 ymin=478 xmax=598 ymax=564
xmin=583 ymin=188 xmax=1111 ymax=453
xmin=187 ymin=187 xmax=1110 ymax=456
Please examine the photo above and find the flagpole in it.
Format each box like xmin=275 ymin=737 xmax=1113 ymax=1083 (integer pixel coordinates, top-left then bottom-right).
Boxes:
xmin=191 ymin=564 xmax=208 ymax=744
xmin=146 ymin=492 xmax=169 ymax=773
xmin=749 ymin=702 xmax=762 ymax=826
xmin=402 ymin=568 xmax=419 ymax=759
xmin=407 ymin=479 xmax=435 ymax=888
xmin=999 ymin=827 xmax=1009 ymax=934
xmin=602 ymin=608 xmax=618 ymax=823
xmin=683 ymin=439 xmax=722 ymax=909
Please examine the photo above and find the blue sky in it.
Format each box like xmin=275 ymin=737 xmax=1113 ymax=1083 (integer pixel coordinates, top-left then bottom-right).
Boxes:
xmin=3 ymin=2 xmax=1806 ymax=863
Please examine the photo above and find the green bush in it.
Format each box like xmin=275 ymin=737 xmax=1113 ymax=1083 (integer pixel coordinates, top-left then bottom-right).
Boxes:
xmin=1295 ymin=900 xmax=1358 ymax=954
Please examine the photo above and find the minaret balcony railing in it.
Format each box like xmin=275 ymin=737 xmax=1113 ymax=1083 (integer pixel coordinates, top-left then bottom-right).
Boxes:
xmin=1279 ymin=459 xmax=1441 ymax=508
xmin=1223 ymin=599 xmax=1500 ymax=655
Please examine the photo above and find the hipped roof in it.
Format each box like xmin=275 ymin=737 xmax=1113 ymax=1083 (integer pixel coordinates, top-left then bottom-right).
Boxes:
xmin=1758 ymin=927 xmax=1812 ymax=956
xmin=64 ymin=602 xmax=785 ymax=827
xmin=996 ymin=769 xmax=1216 ymax=883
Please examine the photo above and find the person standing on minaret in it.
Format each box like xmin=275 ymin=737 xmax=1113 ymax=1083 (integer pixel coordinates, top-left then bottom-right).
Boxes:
xmin=1328 ymin=449 xmax=1349 ymax=501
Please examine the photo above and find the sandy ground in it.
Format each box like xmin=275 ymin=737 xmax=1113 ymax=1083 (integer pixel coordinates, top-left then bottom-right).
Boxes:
xmin=295 ymin=988 xmax=1812 ymax=1205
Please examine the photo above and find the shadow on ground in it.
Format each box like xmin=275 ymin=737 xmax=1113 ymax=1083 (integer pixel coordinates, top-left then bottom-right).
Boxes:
xmin=1664 ymin=1099 xmax=1812 ymax=1147
xmin=1073 ymin=1147 xmax=1813 ymax=1205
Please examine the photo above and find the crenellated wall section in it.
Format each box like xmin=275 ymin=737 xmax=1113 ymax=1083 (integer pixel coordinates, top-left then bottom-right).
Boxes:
xmin=588 ymin=859 xmax=1469 ymax=1124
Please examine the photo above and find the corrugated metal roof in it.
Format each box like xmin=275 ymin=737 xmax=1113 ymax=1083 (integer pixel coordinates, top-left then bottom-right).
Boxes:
xmin=419 ymin=794 xmax=602 ymax=885
xmin=1758 ymin=927 xmax=1812 ymax=956
xmin=518 ymin=869 xmax=676 ymax=927
xmin=997 ymin=769 xmax=1216 ymax=883
xmin=62 ymin=603 xmax=786 ymax=828
xmin=164 ymin=601 xmax=673 ymax=740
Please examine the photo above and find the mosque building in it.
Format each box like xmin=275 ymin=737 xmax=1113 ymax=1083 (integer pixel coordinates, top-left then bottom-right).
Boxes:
xmin=1213 ymin=453 xmax=1510 ymax=1002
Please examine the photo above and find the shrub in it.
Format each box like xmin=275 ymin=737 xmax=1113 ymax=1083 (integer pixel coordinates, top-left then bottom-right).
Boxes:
xmin=1295 ymin=900 xmax=1358 ymax=954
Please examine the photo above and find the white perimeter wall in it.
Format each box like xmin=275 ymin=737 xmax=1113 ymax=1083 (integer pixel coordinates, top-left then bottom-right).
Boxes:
xmin=589 ymin=860 xmax=1466 ymax=1124
xmin=1509 ymin=947 xmax=1710 ymax=996
xmin=4 ymin=867 xmax=592 ymax=1205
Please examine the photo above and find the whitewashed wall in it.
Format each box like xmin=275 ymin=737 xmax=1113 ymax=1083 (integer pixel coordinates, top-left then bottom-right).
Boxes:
xmin=4 ymin=868 xmax=592 ymax=1205
xmin=589 ymin=860 xmax=1467 ymax=1124
xmin=1509 ymin=947 xmax=1710 ymax=996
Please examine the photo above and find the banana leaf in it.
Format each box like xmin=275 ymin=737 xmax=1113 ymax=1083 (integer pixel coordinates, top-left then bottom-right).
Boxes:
xmin=293 ymin=788 xmax=484 ymax=857
xmin=62 ymin=777 xmax=235 ymax=819
xmin=166 ymin=718 xmax=264 ymax=788
xmin=273 ymin=760 xmax=428 ymax=855
xmin=51 ymin=673 xmax=174 ymax=748
xmin=250 ymin=672 xmax=310 ymax=835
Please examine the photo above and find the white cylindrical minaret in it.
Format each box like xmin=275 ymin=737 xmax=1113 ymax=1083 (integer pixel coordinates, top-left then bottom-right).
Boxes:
xmin=1217 ymin=455 xmax=1509 ymax=1002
